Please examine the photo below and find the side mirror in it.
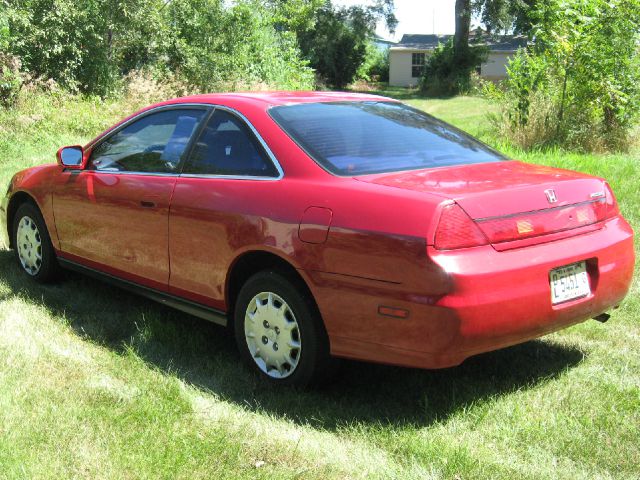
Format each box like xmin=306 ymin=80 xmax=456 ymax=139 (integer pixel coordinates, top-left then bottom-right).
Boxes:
xmin=56 ymin=145 xmax=86 ymax=169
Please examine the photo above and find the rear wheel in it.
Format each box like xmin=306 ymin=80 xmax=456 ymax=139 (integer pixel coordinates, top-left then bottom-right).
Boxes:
xmin=234 ymin=271 xmax=332 ymax=387
xmin=12 ymin=202 xmax=60 ymax=282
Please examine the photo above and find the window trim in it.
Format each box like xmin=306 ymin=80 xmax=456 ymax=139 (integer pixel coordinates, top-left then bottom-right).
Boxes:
xmin=411 ymin=52 xmax=426 ymax=78
xmin=181 ymin=105 xmax=283 ymax=181
xmin=86 ymin=104 xmax=212 ymax=176
xmin=84 ymin=103 xmax=284 ymax=181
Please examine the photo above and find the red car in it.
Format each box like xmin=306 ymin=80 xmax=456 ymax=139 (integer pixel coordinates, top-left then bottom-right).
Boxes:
xmin=1 ymin=92 xmax=634 ymax=386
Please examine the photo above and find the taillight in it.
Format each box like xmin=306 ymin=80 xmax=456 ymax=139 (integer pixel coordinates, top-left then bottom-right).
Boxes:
xmin=604 ymin=183 xmax=620 ymax=219
xmin=435 ymin=203 xmax=489 ymax=250
xmin=475 ymin=196 xmax=612 ymax=245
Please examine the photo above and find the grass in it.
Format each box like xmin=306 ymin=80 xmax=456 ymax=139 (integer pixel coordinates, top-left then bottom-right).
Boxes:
xmin=0 ymin=88 xmax=639 ymax=479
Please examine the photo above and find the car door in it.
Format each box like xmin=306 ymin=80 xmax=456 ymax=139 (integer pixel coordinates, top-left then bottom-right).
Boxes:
xmin=53 ymin=106 xmax=209 ymax=291
xmin=168 ymin=107 xmax=283 ymax=308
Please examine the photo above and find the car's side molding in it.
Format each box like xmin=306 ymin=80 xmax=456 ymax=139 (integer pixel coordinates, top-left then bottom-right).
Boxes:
xmin=58 ymin=258 xmax=228 ymax=326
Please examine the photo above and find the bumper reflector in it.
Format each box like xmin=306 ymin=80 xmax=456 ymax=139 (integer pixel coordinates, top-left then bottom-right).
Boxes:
xmin=378 ymin=306 xmax=410 ymax=319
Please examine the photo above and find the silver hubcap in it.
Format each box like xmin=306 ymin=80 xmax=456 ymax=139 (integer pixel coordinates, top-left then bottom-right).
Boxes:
xmin=244 ymin=292 xmax=302 ymax=379
xmin=16 ymin=216 xmax=43 ymax=276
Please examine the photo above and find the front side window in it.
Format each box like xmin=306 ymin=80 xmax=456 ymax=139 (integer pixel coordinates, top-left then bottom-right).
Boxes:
xmin=412 ymin=53 xmax=426 ymax=78
xmin=270 ymin=101 xmax=505 ymax=176
xmin=89 ymin=108 xmax=207 ymax=173
xmin=183 ymin=109 xmax=279 ymax=177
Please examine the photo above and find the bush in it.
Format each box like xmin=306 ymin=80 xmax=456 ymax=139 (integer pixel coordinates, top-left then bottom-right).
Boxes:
xmin=298 ymin=4 xmax=375 ymax=89
xmin=494 ymin=0 xmax=640 ymax=152
xmin=0 ymin=53 xmax=23 ymax=108
xmin=161 ymin=0 xmax=314 ymax=92
xmin=487 ymin=83 xmax=560 ymax=150
xmin=4 ymin=0 xmax=169 ymax=97
xmin=420 ymin=39 xmax=488 ymax=97
xmin=122 ymin=70 xmax=194 ymax=110
xmin=3 ymin=0 xmax=313 ymax=97
xmin=356 ymin=43 xmax=389 ymax=83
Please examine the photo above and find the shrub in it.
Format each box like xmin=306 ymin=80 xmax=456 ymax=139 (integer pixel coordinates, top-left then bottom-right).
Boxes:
xmin=4 ymin=0 xmax=313 ymax=97
xmin=122 ymin=70 xmax=194 ymax=110
xmin=298 ymin=4 xmax=375 ymax=89
xmin=420 ymin=39 xmax=488 ymax=97
xmin=487 ymin=84 xmax=561 ymax=150
xmin=356 ymin=43 xmax=389 ymax=83
xmin=0 ymin=53 xmax=23 ymax=108
xmin=162 ymin=0 xmax=314 ymax=92
xmin=494 ymin=0 xmax=640 ymax=152
xmin=4 ymin=0 xmax=171 ymax=97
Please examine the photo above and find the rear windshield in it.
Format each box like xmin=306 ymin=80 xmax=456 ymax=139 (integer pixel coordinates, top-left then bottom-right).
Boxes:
xmin=269 ymin=101 xmax=505 ymax=176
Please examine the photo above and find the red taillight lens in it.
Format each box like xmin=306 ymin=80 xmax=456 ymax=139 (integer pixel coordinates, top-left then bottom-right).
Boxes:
xmin=476 ymin=198 xmax=608 ymax=244
xmin=435 ymin=203 xmax=489 ymax=250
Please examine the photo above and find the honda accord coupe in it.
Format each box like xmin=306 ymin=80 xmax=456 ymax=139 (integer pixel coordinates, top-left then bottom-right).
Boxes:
xmin=1 ymin=92 xmax=634 ymax=386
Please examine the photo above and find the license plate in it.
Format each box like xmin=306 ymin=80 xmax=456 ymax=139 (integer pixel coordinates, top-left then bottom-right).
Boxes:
xmin=550 ymin=261 xmax=590 ymax=304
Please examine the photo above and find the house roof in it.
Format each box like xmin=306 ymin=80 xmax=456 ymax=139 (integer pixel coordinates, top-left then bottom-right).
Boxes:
xmin=392 ymin=33 xmax=527 ymax=52
xmin=373 ymin=35 xmax=396 ymax=46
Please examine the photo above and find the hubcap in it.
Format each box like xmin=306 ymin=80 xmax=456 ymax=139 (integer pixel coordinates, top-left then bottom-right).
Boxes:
xmin=16 ymin=216 xmax=43 ymax=276
xmin=244 ymin=291 xmax=301 ymax=379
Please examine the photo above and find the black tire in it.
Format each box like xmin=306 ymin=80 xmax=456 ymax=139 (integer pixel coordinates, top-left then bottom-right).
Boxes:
xmin=234 ymin=270 xmax=333 ymax=387
xmin=12 ymin=202 xmax=60 ymax=283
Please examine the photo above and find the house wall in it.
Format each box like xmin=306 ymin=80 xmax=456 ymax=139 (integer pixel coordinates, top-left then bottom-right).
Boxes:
xmin=389 ymin=49 xmax=513 ymax=87
xmin=389 ymin=50 xmax=430 ymax=88
xmin=481 ymin=52 xmax=511 ymax=80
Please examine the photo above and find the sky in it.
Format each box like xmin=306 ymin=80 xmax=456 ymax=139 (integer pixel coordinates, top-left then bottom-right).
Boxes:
xmin=333 ymin=0 xmax=457 ymax=41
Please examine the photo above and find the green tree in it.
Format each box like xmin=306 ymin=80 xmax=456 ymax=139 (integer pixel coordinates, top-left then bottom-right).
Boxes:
xmin=495 ymin=0 xmax=640 ymax=151
xmin=5 ymin=0 xmax=168 ymax=95
xmin=294 ymin=1 xmax=396 ymax=89
xmin=475 ymin=0 xmax=540 ymax=34
xmin=356 ymin=42 xmax=390 ymax=83
xmin=297 ymin=4 xmax=376 ymax=88
xmin=269 ymin=0 xmax=395 ymax=89
xmin=441 ymin=0 xmax=540 ymax=95
xmin=163 ymin=0 xmax=313 ymax=92
xmin=2 ymin=0 xmax=314 ymax=95
xmin=264 ymin=0 xmax=325 ymax=32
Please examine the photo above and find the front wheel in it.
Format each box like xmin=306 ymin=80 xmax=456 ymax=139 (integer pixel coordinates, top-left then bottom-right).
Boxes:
xmin=234 ymin=271 xmax=332 ymax=387
xmin=12 ymin=202 xmax=60 ymax=282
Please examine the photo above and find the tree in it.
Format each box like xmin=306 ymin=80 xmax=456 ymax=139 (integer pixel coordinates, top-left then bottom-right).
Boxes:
xmin=454 ymin=0 xmax=472 ymax=63
xmin=5 ymin=0 xmax=169 ymax=95
xmin=432 ymin=0 xmax=540 ymax=95
xmin=493 ymin=0 xmax=640 ymax=151
xmin=2 ymin=0 xmax=315 ymax=96
xmin=298 ymin=4 xmax=375 ymax=88
xmin=162 ymin=0 xmax=314 ymax=92
xmin=474 ymin=0 xmax=539 ymax=35
xmin=269 ymin=0 xmax=396 ymax=88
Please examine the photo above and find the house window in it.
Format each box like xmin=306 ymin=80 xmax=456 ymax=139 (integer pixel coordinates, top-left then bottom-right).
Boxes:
xmin=411 ymin=53 xmax=426 ymax=78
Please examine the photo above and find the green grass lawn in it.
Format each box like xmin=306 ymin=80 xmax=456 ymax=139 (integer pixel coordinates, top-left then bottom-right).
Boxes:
xmin=0 ymin=90 xmax=638 ymax=479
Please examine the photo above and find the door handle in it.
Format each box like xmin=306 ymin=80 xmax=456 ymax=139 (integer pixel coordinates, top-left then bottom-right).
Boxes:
xmin=140 ymin=200 xmax=157 ymax=208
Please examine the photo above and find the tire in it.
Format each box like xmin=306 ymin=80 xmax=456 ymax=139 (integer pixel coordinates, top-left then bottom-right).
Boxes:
xmin=12 ymin=202 xmax=60 ymax=283
xmin=234 ymin=270 xmax=333 ymax=387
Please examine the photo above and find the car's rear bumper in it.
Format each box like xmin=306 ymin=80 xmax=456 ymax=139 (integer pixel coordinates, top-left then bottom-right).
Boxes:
xmin=314 ymin=216 xmax=635 ymax=369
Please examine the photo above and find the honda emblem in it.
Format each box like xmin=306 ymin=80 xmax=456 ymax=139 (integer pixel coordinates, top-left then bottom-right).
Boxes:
xmin=544 ymin=188 xmax=557 ymax=203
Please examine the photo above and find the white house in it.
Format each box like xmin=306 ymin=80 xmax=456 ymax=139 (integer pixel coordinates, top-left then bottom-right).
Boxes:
xmin=389 ymin=34 xmax=527 ymax=87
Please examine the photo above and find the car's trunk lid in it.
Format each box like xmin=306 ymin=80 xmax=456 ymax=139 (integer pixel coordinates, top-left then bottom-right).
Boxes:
xmin=355 ymin=160 xmax=611 ymax=248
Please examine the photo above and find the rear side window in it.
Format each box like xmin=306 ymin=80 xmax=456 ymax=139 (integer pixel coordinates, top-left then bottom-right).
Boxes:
xmin=183 ymin=109 xmax=279 ymax=177
xmin=269 ymin=101 xmax=505 ymax=176
xmin=89 ymin=108 xmax=207 ymax=173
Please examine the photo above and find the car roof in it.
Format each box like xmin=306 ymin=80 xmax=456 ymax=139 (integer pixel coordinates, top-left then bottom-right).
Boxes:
xmin=165 ymin=91 xmax=397 ymax=108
